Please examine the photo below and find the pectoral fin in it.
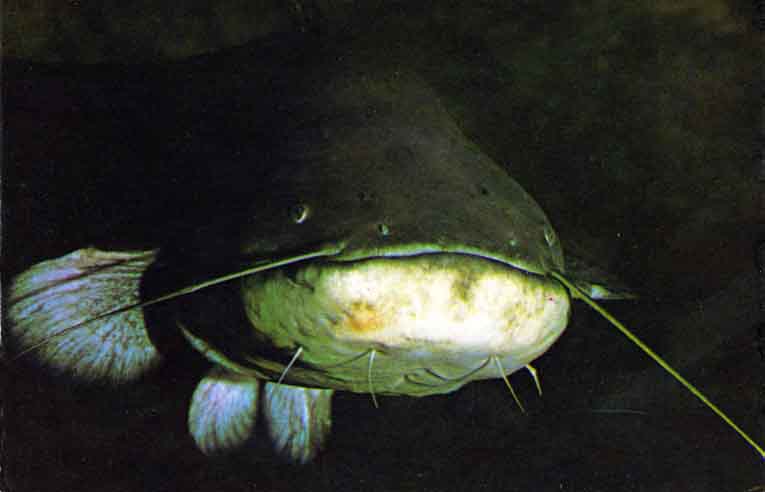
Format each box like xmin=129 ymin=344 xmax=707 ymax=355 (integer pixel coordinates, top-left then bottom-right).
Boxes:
xmin=262 ymin=382 xmax=333 ymax=463
xmin=7 ymin=248 xmax=161 ymax=382
xmin=563 ymin=251 xmax=637 ymax=300
xmin=188 ymin=366 xmax=260 ymax=455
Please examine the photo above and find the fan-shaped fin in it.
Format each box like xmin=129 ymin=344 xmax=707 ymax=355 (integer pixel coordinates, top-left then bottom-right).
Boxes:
xmin=7 ymin=248 xmax=161 ymax=382
xmin=188 ymin=366 xmax=260 ymax=455
xmin=262 ymin=382 xmax=333 ymax=463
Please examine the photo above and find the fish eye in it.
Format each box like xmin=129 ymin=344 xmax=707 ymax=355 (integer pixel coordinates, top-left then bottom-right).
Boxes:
xmin=377 ymin=223 xmax=390 ymax=236
xmin=289 ymin=203 xmax=311 ymax=224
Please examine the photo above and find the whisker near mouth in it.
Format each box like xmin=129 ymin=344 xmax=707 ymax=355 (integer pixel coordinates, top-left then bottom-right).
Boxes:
xmin=493 ymin=356 xmax=525 ymax=413
xmin=277 ymin=346 xmax=304 ymax=384
xmin=367 ymin=349 xmax=379 ymax=408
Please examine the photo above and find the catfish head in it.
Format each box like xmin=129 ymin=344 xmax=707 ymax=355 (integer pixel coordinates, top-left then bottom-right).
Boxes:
xmin=176 ymin=68 xmax=571 ymax=398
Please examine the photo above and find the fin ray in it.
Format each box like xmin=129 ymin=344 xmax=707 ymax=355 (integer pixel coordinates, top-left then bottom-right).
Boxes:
xmin=188 ymin=367 xmax=260 ymax=455
xmin=263 ymin=382 xmax=333 ymax=463
xmin=7 ymin=248 xmax=161 ymax=382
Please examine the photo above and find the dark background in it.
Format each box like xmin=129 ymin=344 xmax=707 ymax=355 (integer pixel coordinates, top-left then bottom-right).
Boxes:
xmin=3 ymin=1 xmax=764 ymax=491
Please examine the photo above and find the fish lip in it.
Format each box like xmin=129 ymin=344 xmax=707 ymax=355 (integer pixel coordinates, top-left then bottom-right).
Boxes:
xmin=330 ymin=242 xmax=554 ymax=277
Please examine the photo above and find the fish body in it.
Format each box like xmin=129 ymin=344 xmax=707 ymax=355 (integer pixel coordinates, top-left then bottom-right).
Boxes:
xmin=8 ymin=66 xmax=582 ymax=463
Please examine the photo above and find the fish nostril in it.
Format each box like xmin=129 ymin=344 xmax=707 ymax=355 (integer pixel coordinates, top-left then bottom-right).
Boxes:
xmin=358 ymin=190 xmax=375 ymax=203
xmin=289 ymin=203 xmax=311 ymax=224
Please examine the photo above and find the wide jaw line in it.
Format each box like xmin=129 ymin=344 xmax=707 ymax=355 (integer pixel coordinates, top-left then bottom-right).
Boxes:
xmin=328 ymin=241 xmax=554 ymax=278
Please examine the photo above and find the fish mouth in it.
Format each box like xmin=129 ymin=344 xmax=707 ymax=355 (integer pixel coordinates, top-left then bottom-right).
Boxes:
xmin=327 ymin=239 xmax=563 ymax=278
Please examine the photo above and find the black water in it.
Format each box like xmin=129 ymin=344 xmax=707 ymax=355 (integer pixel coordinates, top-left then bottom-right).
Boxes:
xmin=4 ymin=5 xmax=764 ymax=491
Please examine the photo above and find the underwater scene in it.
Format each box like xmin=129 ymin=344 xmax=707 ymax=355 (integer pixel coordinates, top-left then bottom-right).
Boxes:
xmin=3 ymin=1 xmax=764 ymax=491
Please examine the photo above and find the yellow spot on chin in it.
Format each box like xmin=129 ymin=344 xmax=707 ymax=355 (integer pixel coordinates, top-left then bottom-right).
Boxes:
xmin=344 ymin=301 xmax=386 ymax=334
